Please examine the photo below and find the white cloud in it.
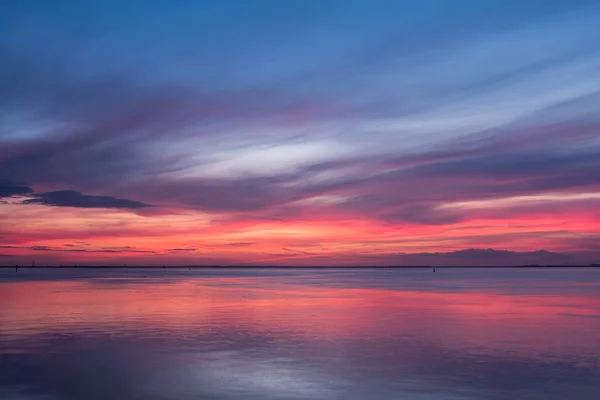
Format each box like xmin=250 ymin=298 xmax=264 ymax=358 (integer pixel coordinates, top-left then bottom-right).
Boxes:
xmin=439 ymin=192 xmax=600 ymax=210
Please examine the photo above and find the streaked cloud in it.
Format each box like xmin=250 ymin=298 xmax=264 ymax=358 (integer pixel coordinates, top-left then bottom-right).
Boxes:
xmin=1 ymin=0 xmax=599 ymax=265
xmin=439 ymin=193 xmax=600 ymax=210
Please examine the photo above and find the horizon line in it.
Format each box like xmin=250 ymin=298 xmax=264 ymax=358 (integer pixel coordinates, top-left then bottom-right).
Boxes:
xmin=3 ymin=265 xmax=600 ymax=269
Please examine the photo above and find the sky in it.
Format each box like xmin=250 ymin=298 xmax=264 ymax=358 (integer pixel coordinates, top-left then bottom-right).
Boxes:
xmin=1 ymin=0 xmax=600 ymax=266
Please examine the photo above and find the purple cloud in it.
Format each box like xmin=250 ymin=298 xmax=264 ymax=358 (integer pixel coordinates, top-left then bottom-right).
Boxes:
xmin=22 ymin=190 xmax=151 ymax=210
xmin=0 ymin=180 xmax=33 ymax=198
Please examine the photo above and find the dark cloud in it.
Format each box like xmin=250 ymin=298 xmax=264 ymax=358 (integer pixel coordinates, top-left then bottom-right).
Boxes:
xmin=194 ymin=242 xmax=257 ymax=250
xmin=100 ymin=246 xmax=151 ymax=253
xmin=555 ymin=236 xmax=600 ymax=251
xmin=404 ymin=150 xmax=600 ymax=184
xmin=1 ymin=244 xmax=156 ymax=254
xmin=30 ymin=246 xmax=52 ymax=251
xmin=167 ymin=248 xmax=196 ymax=252
xmin=22 ymin=190 xmax=151 ymax=209
xmin=0 ymin=180 xmax=33 ymax=198
xmin=99 ymin=249 xmax=156 ymax=254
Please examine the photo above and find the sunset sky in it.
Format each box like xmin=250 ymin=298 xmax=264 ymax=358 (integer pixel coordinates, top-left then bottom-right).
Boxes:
xmin=1 ymin=0 xmax=600 ymax=266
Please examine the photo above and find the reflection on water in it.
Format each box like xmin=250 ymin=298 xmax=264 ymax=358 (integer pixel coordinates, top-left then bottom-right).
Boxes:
xmin=1 ymin=268 xmax=600 ymax=399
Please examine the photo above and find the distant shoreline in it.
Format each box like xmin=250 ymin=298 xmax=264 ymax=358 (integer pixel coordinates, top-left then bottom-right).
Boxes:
xmin=2 ymin=265 xmax=599 ymax=269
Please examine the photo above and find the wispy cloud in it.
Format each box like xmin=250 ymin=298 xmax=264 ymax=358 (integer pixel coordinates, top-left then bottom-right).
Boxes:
xmin=1 ymin=1 xmax=600 ymax=265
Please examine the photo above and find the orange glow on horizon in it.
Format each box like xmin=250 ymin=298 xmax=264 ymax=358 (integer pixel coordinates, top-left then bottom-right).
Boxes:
xmin=2 ymin=198 xmax=600 ymax=265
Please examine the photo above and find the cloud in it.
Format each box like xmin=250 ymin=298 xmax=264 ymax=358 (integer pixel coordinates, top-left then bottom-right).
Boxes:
xmin=167 ymin=248 xmax=196 ymax=252
xmin=1 ymin=244 xmax=156 ymax=254
xmin=124 ymin=176 xmax=297 ymax=212
xmin=381 ymin=204 xmax=466 ymax=226
xmin=99 ymin=249 xmax=156 ymax=254
xmin=553 ymin=235 xmax=600 ymax=251
xmin=0 ymin=180 xmax=33 ymax=198
xmin=2 ymin=1 xmax=600 ymax=264
xmin=95 ymin=246 xmax=157 ymax=254
xmin=274 ymin=123 xmax=600 ymax=226
xmin=29 ymin=246 xmax=52 ymax=251
xmin=222 ymin=242 xmax=255 ymax=247
xmin=2 ymin=30 xmax=599 ymax=221
xmin=22 ymin=190 xmax=152 ymax=209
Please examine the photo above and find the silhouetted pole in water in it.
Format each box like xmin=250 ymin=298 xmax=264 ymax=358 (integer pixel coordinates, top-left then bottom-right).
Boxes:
xmin=15 ymin=265 xmax=18 ymax=272
xmin=433 ymin=268 xmax=436 ymax=272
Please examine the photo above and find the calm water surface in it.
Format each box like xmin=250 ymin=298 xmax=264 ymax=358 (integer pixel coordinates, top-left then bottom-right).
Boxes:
xmin=1 ymin=268 xmax=600 ymax=400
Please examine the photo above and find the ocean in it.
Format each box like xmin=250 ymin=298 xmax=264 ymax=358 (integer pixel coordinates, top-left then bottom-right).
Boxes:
xmin=1 ymin=267 xmax=599 ymax=399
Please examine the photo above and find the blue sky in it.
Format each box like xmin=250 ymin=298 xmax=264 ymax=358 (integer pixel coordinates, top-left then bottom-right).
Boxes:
xmin=1 ymin=1 xmax=600 ymax=265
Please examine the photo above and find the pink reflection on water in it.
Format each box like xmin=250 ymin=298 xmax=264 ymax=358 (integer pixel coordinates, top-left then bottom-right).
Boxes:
xmin=1 ymin=273 xmax=599 ymax=363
